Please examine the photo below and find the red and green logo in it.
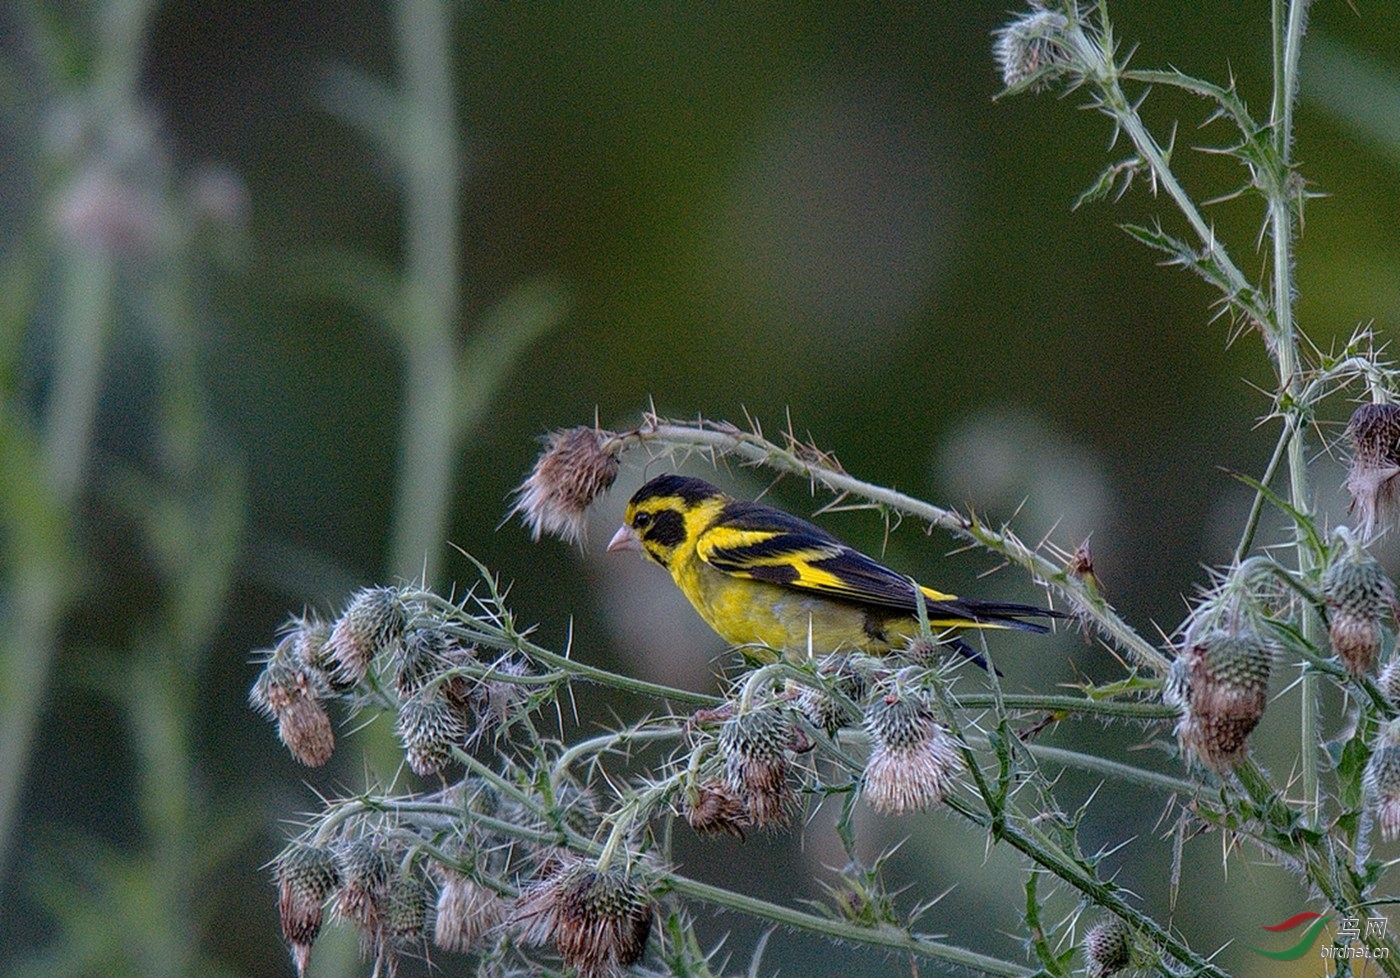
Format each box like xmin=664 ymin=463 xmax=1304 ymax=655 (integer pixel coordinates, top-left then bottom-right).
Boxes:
xmin=1246 ymin=911 xmax=1331 ymax=961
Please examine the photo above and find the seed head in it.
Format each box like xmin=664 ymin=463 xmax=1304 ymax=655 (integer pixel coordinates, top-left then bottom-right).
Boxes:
xmin=509 ymin=426 xmax=622 ymax=547
xmin=993 ymin=8 xmax=1073 ymax=92
xmin=516 ymin=859 xmax=653 ymax=978
xmin=1323 ymin=533 xmax=1396 ymax=677
xmin=862 ymin=689 xmax=964 ymax=815
xmin=1084 ymin=916 xmax=1133 ymax=978
xmin=326 ymin=586 xmax=407 ymax=686
xmin=433 ymin=870 xmax=507 ymax=953
xmin=719 ymin=707 xmax=800 ymax=828
xmin=1346 ymin=403 xmax=1400 ymax=539
xmin=275 ymin=843 xmax=341 ymax=977
xmin=1366 ymin=719 xmax=1400 ymax=842
xmin=1171 ymin=628 xmax=1271 ymax=772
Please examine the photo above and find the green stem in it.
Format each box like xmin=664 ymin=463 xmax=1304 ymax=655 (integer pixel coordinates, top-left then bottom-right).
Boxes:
xmin=388 ymin=0 xmax=462 ymax=586
xmin=1268 ymin=0 xmax=1318 ymax=826
xmin=664 ymin=875 xmax=1033 ymax=977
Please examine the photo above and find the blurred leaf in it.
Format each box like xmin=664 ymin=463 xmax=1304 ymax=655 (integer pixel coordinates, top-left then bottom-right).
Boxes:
xmin=268 ymin=246 xmax=403 ymax=332
xmin=1304 ymin=34 xmax=1400 ymax=164
xmin=317 ymin=61 xmax=405 ymax=172
xmin=456 ymin=275 xmax=571 ymax=433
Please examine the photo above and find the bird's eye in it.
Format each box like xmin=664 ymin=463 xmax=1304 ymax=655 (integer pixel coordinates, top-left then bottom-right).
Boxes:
xmin=633 ymin=511 xmax=652 ymax=530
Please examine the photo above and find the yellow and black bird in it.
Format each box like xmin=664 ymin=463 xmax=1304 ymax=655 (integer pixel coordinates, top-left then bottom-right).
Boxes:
xmin=607 ymin=474 xmax=1059 ymax=668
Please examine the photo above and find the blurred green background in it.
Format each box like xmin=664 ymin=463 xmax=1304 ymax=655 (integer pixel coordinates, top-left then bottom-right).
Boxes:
xmin=3 ymin=2 xmax=1400 ymax=976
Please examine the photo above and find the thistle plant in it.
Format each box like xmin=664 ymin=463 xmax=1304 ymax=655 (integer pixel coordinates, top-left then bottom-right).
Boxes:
xmin=249 ymin=3 xmax=1400 ymax=977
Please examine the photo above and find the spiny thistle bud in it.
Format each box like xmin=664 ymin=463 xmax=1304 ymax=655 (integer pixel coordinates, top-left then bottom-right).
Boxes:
xmin=1084 ymin=916 xmax=1133 ymax=978
xmin=791 ymin=656 xmax=867 ymax=736
xmin=516 ymin=859 xmax=653 ymax=978
xmin=993 ymin=7 xmax=1073 ymax=92
xmin=333 ymin=839 xmax=391 ymax=953
xmin=394 ymin=622 xmax=469 ymax=700
xmin=719 ymin=706 xmax=799 ymax=829
xmin=325 ymin=586 xmax=407 ymax=687
xmin=434 ymin=870 xmax=507 ymax=953
xmin=680 ymin=779 xmax=749 ymax=837
xmin=1345 ymin=403 xmax=1400 ymax=539
xmin=861 ymin=688 xmax=963 ymax=815
xmin=509 ymin=426 xmax=622 ymax=547
xmin=1171 ymin=628 xmax=1271 ymax=772
xmin=397 ymin=694 xmax=468 ymax=777
xmin=275 ymin=843 xmax=341 ymax=977
xmin=465 ymin=652 xmax=533 ymax=740
xmin=384 ymin=872 xmax=431 ymax=944
xmin=1365 ymin=719 xmax=1400 ymax=842
xmin=1323 ymin=533 xmax=1396 ymax=677
xmin=251 ymin=655 xmax=336 ymax=767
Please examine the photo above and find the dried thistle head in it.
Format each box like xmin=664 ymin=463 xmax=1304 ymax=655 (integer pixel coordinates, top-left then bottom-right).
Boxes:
xmin=861 ymin=687 xmax=963 ymax=815
xmin=1323 ymin=531 xmax=1396 ymax=677
xmin=332 ymin=839 xmax=392 ymax=956
xmin=433 ymin=870 xmax=507 ymax=953
xmin=1084 ymin=916 xmax=1133 ymax=978
xmin=1345 ymin=403 xmax=1400 ymax=539
xmin=1366 ymin=719 xmax=1400 ymax=843
xmin=1170 ymin=628 xmax=1271 ymax=772
xmin=251 ymin=649 xmax=336 ymax=767
xmin=993 ymin=7 xmax=1074 ymax=92
xmin=719 ymin=706 xmax=800 ymax=829
xmin=275 ymin=843 xmax=341 ymax=978
xmin=515 ymin=858 xmax=653 ymax=978
xmin=510 ymin=426 xmax=622 ymax=547
xmin=680 ymin=779 xmax=749 ymax=837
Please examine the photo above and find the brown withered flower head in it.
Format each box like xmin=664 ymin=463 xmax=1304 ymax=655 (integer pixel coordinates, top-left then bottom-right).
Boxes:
xmin=249 ymin=635 xmax=335 ymax=767
xmin=1168 ymin=627 xmax=1271 ymax=772
xmin=719 ymin=706 xmax=800 ymax=829
xmin=433 ymin=868 xmax=507 ymax=954
xmin=275 ymin=843 xmax=341 ymax=978
xmin=680 ymin=778 xmax=749 ymax=837
xmin=1345 ymin=403 xmax=1400 ymax=539
xmin=515 ymin=858 xmax=654 ymax=978
xmin=509 ymin=426 xmax=623 ymax=547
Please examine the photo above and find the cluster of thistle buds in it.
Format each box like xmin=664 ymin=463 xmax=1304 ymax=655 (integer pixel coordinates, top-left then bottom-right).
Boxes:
xmin=249 ymin=585 xmax=532 ymax=776
xmin=1165 ymin=623 xmax=1272 ymax=773
xmin=273 ymin=823 xmax=654 ymax=978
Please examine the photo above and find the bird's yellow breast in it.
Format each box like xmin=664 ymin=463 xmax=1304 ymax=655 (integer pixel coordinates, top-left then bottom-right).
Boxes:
xmin=668 ymin=543 xmax=898 ymax=657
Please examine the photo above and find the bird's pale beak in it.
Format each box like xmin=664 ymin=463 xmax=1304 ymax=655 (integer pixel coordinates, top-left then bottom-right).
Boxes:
xmin=607 ymin=524 xmax=642 ymax=553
